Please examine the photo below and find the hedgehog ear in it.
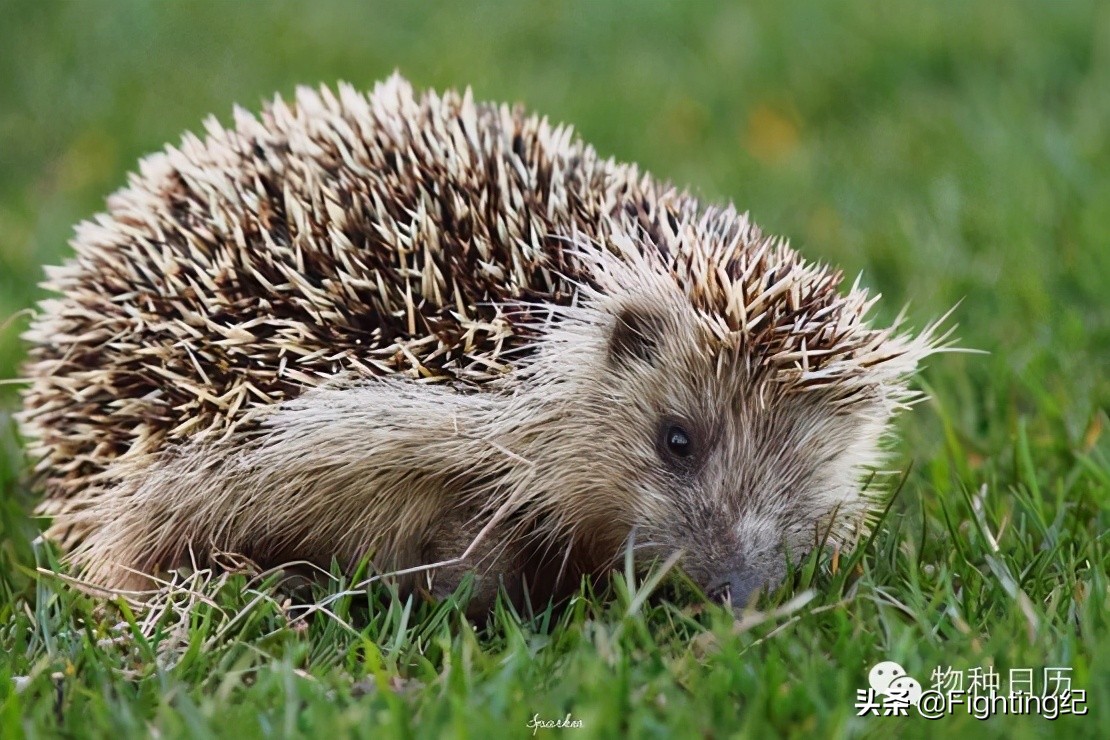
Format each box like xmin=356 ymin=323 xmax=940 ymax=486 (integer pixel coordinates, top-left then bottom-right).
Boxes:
xmin=608 ymin=306 xmax=665 ymax=367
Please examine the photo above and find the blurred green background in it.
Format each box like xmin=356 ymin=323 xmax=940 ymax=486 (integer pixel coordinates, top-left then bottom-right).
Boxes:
xmin=1 ymin=0 xmax=1107 ymax=486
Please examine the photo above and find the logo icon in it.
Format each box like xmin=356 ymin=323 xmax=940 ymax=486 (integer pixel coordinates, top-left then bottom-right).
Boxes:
xmin=868 ymin=661 xmax=924 ymax=706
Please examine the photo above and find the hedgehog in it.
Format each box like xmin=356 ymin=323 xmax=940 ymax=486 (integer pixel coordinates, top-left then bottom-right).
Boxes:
xmin=18 ymin=74 xmax=946 ymax=613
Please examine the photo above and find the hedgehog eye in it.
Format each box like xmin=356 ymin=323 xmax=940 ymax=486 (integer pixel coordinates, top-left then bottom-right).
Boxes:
xmin=667 ymin=426 xmax=692 ymax=456
xmin=660 ymin=422 xmax=695 ymax=463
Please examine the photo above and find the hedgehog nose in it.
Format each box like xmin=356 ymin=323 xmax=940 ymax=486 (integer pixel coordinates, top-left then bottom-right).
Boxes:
xmin=706 ymin=568 xmax=765 ymax=607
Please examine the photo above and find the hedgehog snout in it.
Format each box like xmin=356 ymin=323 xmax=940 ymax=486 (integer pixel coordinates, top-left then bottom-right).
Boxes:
xmin=682 ymin=511 xmax=786 ymax=607
xmin=701 ymin=548 xmax=790 ymax=612
xmin=703 ymin=559 xmax=773 ymax=607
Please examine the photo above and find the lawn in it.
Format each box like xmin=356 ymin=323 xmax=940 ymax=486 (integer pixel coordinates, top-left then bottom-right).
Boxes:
xmin=0 ymin=1 xmax=1107 ymax=737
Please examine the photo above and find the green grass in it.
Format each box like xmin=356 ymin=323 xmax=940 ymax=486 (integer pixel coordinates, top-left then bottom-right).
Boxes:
xmin=1 ymin=0 xmax=1107 ymax=737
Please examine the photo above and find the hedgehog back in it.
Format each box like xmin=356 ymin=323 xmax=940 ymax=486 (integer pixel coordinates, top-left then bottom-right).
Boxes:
xmin=19 ymin=77 xmax=678 ymax=515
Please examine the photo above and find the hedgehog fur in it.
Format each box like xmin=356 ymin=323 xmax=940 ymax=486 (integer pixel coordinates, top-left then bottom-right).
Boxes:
xmin=18 ymin=74 xmax=946 ymax=609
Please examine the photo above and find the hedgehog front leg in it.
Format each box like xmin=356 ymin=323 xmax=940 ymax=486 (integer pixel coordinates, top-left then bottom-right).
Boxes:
xmin=415 ymin=501 xmax=531 ymax=618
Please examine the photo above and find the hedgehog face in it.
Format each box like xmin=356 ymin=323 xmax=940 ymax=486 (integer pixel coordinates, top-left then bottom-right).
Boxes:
xmin=582 ymin=295 xmax=893 ymax=606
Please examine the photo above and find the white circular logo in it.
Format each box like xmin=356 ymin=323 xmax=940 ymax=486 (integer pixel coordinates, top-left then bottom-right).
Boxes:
xmin=887 ymin=675 xmax=924 ymax=705
xmin=867 ymin=661 xmax=922 ymax=706
xmin=868 ymin=661 xmax=907 ymax=694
